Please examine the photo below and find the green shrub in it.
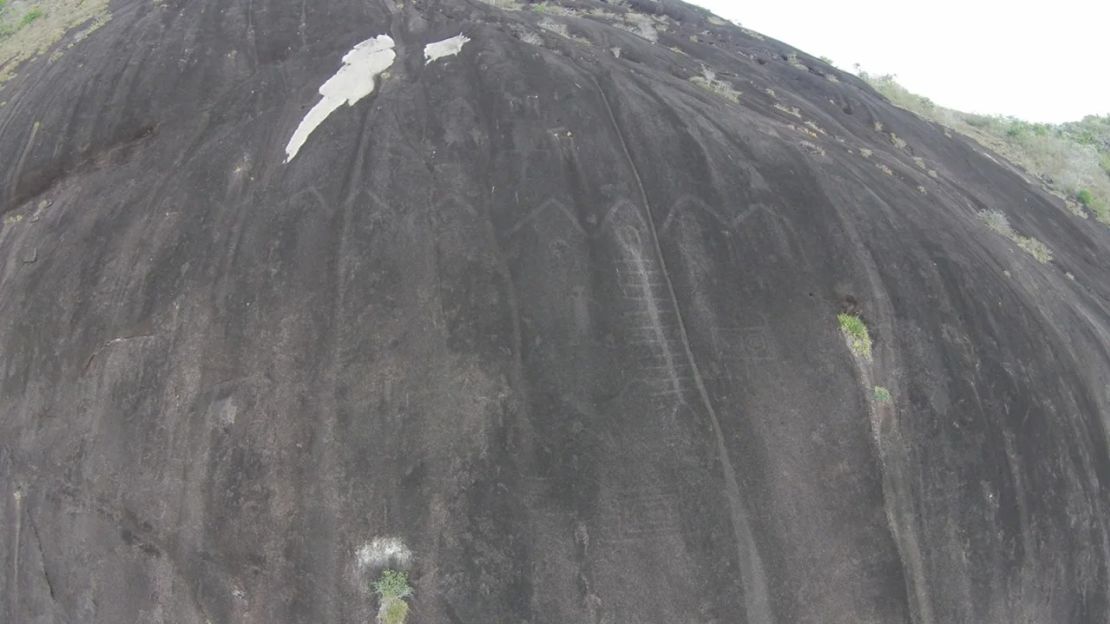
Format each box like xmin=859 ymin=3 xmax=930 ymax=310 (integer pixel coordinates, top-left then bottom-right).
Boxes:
xmin=1077 ymin=189 xmax=1109 ymax=222
xmin=873 ymin=386 xmax=892 ymax=403
xmin=374 ymin=570 xmax=413 ymax=601
xmin=374 ymin=570 xmax=413 ymax=624
xmin=837 ymin=313 xmax=873 ymax=360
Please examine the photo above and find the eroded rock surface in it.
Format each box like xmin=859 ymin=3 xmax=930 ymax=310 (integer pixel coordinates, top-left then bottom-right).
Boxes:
xmin=1 ymin=1 xmax=1108 ymax=622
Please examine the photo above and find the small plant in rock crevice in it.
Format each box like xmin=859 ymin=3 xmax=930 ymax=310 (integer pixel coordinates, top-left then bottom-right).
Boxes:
xmin=838 ymin=313 xmax=873 ymax=360
xmin=873 ymin=386 xmax=892 ymax=404
xmin=373 ymin=569 xmax=413 ymax=624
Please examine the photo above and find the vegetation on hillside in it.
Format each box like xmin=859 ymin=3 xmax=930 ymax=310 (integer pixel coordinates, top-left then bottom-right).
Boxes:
xmin=0 ymin=1 xmax=41 ymax=38
xmin=0 ymin=0 xmax=110 ymax=84
xmin=859 ymin=71 xmax=1110 ymax=225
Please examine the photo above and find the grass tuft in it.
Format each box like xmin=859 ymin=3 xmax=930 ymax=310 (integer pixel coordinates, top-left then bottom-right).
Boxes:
xmin=773 ymin=102 xmax=801 ymax=118
xmin=1015 ymin=236 xmax=1053 ymax=263
xmin=690 ymin=66 xmax=740 ymax=103
xmin=978 ymin=210 xmax=1053 ymax=263
xmin=838 ymin=313 xmax=873 ymax=360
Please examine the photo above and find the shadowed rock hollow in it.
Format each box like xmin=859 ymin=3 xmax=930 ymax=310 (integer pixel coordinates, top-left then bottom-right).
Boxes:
xmin=2 ymin=0 xmax=1109 ymax=622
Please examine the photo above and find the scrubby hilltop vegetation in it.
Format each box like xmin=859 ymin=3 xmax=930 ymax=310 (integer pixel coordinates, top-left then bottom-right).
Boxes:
xmin=0 ymin=0 xmax=110 ymax=84
xmin=861 ymin=71 xmax=1110 ymax=224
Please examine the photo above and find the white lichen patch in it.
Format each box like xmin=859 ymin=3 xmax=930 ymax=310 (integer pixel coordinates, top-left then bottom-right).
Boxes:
xmin=284 ymin=35 xmax=396 ymax=163
xmin=357 ymin=537 xmax=412 ymax=569
xmin=424 ymin=34 xmax=470 ymax=64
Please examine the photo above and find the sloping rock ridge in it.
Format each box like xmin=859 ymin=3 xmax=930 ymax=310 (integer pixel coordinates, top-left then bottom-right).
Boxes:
xmin=1 ymin=0 xmax=1108 ymax=622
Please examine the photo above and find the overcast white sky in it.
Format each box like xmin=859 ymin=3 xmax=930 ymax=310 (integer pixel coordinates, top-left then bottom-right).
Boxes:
xmin=690 ymin=0 xmax=1110 ymax=123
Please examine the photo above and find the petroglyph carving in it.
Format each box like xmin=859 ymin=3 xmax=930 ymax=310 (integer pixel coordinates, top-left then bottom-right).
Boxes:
xmin=661 ymin=194 xmax=781 ymax=234
xmin=596 ymin=489 xmax=684 ymax=542
xmin=507 ymin=197 xmax=586 ymax=236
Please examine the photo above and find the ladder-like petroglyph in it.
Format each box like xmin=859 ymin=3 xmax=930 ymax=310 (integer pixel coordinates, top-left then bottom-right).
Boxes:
xmin=594 ymin=488 xmax=686 ymax=543
xmin=506 ymin=197 xmax=586 ymax=237
xmin=594 ymin=76 xmax=775 ymax=624
xmin=615 ymin=224 xmax=690 ymax=402
xmin=707 ymin=326 xmax=778 ymax=381
xmin=660 ymin=195 xmax=782 ymax=235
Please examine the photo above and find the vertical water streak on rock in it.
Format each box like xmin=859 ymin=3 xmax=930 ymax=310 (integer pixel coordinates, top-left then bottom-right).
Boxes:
xmin=9 ymin=487 xmax=22 ymax=623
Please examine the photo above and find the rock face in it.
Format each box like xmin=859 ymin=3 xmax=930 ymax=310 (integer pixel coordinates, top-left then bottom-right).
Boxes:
xmin=1 ymin=1 xmax=1108 ymax=622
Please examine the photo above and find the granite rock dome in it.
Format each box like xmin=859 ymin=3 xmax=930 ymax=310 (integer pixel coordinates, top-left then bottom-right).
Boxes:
xmin=1 ymin=1 xmax=1109 ymax=622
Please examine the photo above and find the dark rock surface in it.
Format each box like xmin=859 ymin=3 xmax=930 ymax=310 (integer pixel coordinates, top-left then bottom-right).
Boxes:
xmin=2 ymin=0 xmax=1109 ymax=622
